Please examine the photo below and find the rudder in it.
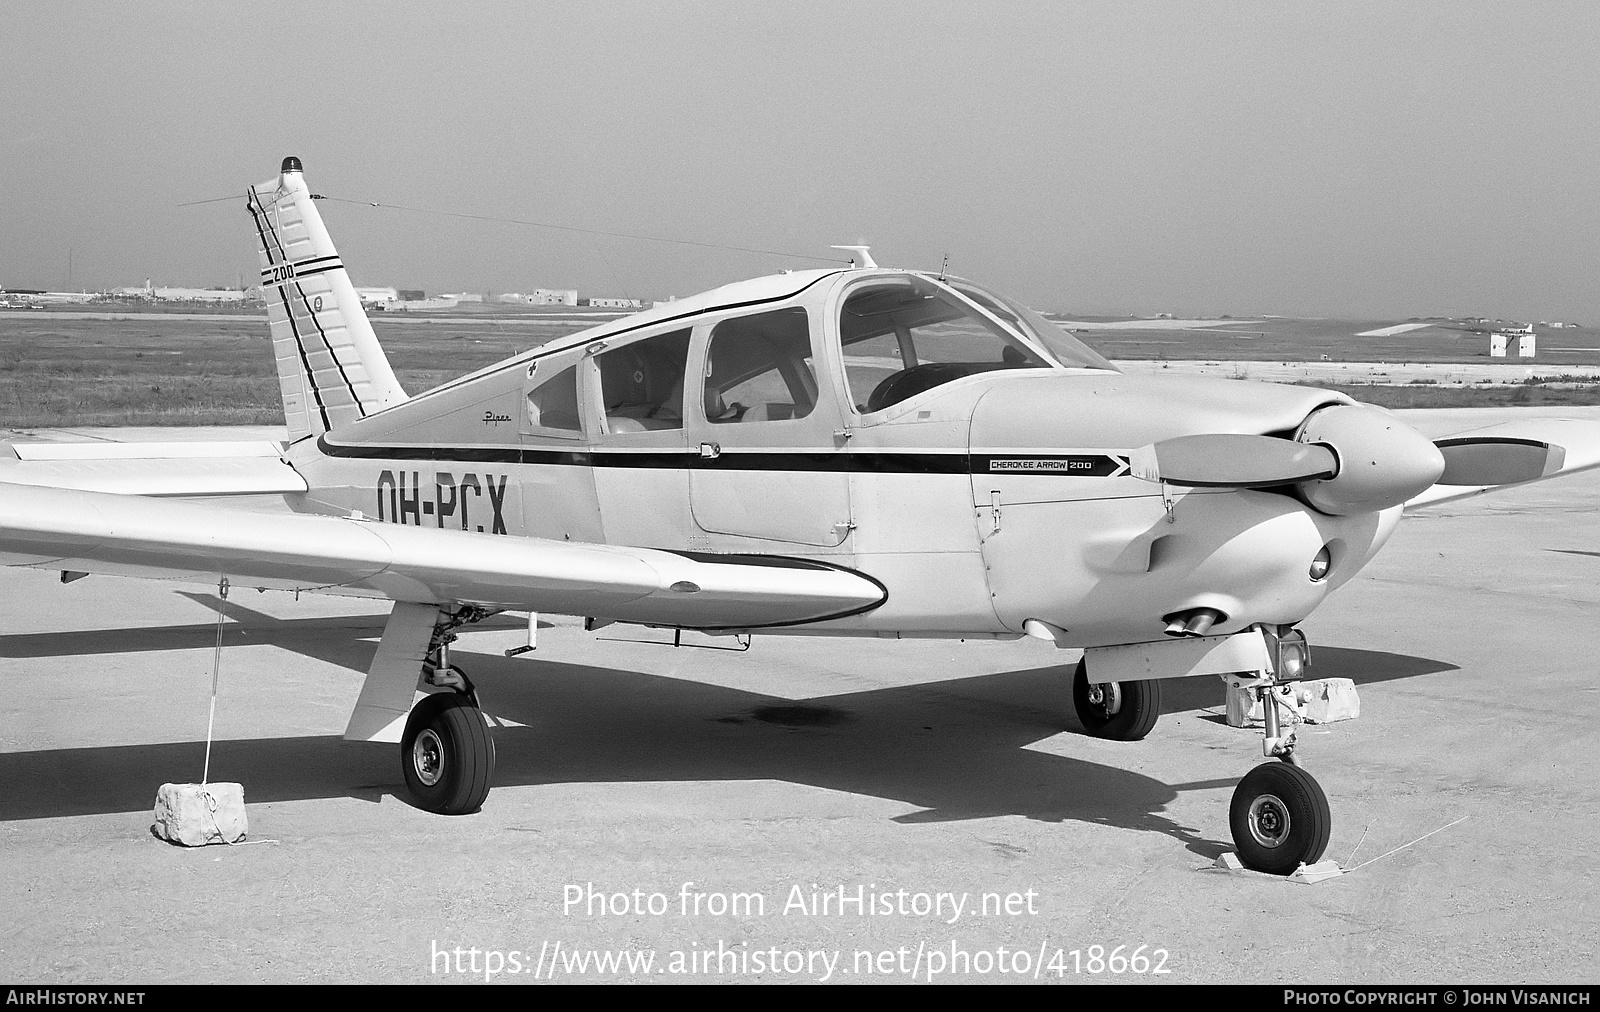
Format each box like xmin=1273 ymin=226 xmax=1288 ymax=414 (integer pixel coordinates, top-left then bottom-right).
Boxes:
xmin=246 ymin=157 xmax=407 ymax=442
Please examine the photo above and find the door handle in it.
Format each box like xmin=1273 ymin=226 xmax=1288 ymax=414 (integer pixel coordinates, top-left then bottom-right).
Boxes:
xmin=700 ymin=442 xmax=721 ymax=459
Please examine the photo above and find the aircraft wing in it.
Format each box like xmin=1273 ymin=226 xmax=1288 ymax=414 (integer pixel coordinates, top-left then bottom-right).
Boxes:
xmin=0 ymin=481 xmax=885 ymax=630
xmin=0 ymin=440 xmax=307 ymax=496
xmin=1405 ymin=417 xmax=1600 ymax=510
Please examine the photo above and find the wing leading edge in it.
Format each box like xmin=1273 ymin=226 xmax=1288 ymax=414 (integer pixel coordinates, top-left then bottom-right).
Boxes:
xmin=0 ymin=482 xmax=885 ymax=630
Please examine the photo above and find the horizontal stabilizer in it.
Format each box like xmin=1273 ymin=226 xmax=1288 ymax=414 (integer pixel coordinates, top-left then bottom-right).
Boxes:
xmin=0 ymin=482 xmax=885 ymax=630
xmin=0 ymin=442 xmax=305 ymax=497
xmin=1128 ymin=434 xmax=1337 ymax=488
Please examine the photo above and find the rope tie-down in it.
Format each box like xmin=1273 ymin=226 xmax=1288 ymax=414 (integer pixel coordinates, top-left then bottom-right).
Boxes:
xmin=152 ymin=575 xmax=249 ymax=847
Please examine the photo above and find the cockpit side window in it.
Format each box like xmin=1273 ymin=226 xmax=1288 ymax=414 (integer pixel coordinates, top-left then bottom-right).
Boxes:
xmin=703 ymin=308 xmax=815 ymax=424
xmin=596 ymin=328 xmax=692 ymax=433
xmin=839 ymin=276 xmax=1050 ymax=413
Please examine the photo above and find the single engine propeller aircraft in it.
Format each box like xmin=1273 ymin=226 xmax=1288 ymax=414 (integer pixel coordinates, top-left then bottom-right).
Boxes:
xmin=4 ymin=158 xmax=1598 ymax=873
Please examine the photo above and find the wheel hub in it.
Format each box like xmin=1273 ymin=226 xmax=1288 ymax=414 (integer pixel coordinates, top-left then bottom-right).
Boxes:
xmin=1087 ymin=681 xmax=1122 ymax=715
xmin=1246 ymin=793 xmax=1290 ymax=848
xmin=412 ymin=728 xmax=445 ymax=787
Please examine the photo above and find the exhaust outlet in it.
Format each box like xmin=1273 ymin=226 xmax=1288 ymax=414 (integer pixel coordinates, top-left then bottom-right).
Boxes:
xmin=1162 ymin=607 xmax=1223 ymax=637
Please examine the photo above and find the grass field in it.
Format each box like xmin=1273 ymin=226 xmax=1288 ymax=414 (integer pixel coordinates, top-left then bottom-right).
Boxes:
xmin=0 ymin=314 xmax=591 ymax=427
xmin=2 ymin=310 xmax=1598 ymax=427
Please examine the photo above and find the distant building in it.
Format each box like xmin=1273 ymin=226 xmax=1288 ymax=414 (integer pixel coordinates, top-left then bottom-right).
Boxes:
xmin=582 ymin=297 xmax=642 ymax=309
xmin=529 ymin=289 xmax=578 ymax=307
xmin=150 ymin=287 xmax=247 ymax=303
xmin=391 ymin=295 xmax=460 ymax=311
xmin=444 ymin=292 xmax=484 ymax=303
xmin=397 ymin=289 xmax=426 ymax=302
xmin=354 ymin=287 xmax=399 ymax=308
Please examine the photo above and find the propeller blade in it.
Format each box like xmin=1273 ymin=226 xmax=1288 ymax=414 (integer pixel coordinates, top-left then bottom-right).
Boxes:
xmin=1435 ymin=436 xmax=1565 ymax=486
xmin=1128 ymin=434 xmax=1338 ymax=488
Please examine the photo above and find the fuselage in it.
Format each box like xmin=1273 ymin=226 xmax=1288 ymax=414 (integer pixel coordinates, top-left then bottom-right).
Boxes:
xmin=284 ymin=268 xmax=1404 ymax=648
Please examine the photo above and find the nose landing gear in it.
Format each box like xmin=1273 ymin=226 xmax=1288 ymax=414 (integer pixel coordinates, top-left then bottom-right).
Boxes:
xmin=1224 ymin=672 xmax=1331 ymax=873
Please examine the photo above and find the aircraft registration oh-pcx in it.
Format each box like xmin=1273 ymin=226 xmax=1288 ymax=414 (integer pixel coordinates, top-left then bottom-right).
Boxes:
xmin=3 ymin=156 xmax=1598 ymax=874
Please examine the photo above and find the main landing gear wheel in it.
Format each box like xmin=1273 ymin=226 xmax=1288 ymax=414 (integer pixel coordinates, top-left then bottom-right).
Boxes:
xmin=1228 ymin=761 xmax=1331 ymax=875
xmin=1071 ymin=659 xmax=1161 ymax=741
xmin=401 ymin=692 xmax=496 ymax=815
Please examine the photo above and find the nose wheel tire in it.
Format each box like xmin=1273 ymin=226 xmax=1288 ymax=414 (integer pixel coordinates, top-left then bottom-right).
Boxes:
xmin=1071 ymin=659 xmax=1161 ymax=740
xmin=1228 ymin=761 xmax=1331 ymax=874
xmin=401 ymin=692 xmax=495 ymax=815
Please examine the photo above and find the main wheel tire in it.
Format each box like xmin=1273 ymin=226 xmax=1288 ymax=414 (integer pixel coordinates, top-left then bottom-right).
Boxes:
xmin=1071 ymin=660 xmax=1161 ymax=740
xmin=1228 ymin=761 xmax=1332 ymax=874
xmin=401 ymin=692 xmax=495 ymax=815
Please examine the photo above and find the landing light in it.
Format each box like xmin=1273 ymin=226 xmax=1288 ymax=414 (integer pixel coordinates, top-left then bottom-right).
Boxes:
xmin=1263 ymin=627 xmax=1310 ymax=683
xmin=1309 ymin=545 xmax=1332 ymax=582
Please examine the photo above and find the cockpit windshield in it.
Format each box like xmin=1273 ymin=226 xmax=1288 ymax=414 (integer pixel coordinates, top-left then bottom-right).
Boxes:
xmin=839 ymin=275 xmax=1054 ymax=413
xmin=944 ymin=278 xmax=1117 ymax=373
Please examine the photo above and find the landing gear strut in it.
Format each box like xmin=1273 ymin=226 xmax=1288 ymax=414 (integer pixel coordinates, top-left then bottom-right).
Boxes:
xmin=401 ymin=606 xmax=498 ymax=814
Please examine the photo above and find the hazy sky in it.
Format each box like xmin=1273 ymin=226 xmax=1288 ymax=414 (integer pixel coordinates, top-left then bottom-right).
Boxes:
xmin=4 ymin=2 xmax=1599 ymax=320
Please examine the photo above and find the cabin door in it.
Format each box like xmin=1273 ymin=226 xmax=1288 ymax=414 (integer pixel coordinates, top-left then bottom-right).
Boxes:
xmin=685 ymin=307 xmax=854 ymax=549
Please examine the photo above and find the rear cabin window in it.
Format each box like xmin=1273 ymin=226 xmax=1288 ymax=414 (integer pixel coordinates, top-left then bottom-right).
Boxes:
xmin=703 ymin=308 xmax=816 ymax=424
xmin=839 ymin=275 xmax=1050 ymax=413
xmin=596 ymin=328 xmax=691 ymax=432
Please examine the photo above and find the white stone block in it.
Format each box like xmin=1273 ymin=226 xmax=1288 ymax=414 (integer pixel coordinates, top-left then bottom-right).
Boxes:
xmin=1224 ymin=683 xmax=1307 ymax=728
xmin=1225 ymin=683 xmax=1258 ymax=727
xmin=1297 ymin=678 xmax=1361 ymax=724
xmin=153 ymin=783 xmax=247 ymax=847
xmin=1289 ymin=860 xmax=1344 ymax=884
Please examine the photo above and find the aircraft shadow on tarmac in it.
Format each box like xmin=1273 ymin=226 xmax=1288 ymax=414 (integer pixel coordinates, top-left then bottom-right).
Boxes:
xmin=0 ymin=600 xmax=1456 ymax=860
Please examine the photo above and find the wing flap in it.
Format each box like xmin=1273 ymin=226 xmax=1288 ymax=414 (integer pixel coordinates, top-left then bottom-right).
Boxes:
xmin=0 ymin=482 xmax=884 ymax=629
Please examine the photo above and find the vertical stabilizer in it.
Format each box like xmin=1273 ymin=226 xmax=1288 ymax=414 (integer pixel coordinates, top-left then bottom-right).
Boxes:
xmin=246 ymin=157 xmax=407 ymax=442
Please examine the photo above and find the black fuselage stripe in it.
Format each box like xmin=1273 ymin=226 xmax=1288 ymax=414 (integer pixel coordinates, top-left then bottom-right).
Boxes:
xmin=254 ymin=190 xmax=290 ymax=264
xmin=314 ymin=438 xmax=1127 ymax=475
xmin=259 ymin=258 xmax=343 ymax=282
xmin=278 ymin=286 xmax=331 ymax=430
xmin=250 ymin=192 xmax=329 ymax=429
xmin=292 ymin=278 xmax=363 ymax=413
xmin=248 ymin=191 xmax=360 ymax=419
xmin=246 ymin=191 xmax=280 ymax=267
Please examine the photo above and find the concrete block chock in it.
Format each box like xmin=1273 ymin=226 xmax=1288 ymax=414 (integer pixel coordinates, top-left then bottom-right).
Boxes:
xmin=153 ymin=783 xmax=247 ymax=847
xmin=1298 ymin=677 xmax=1360 ymax=724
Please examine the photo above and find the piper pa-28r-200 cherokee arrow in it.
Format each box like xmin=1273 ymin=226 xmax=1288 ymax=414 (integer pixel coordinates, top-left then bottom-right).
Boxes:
xmin=5 ymin=157 xmax=1598 ymax=873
